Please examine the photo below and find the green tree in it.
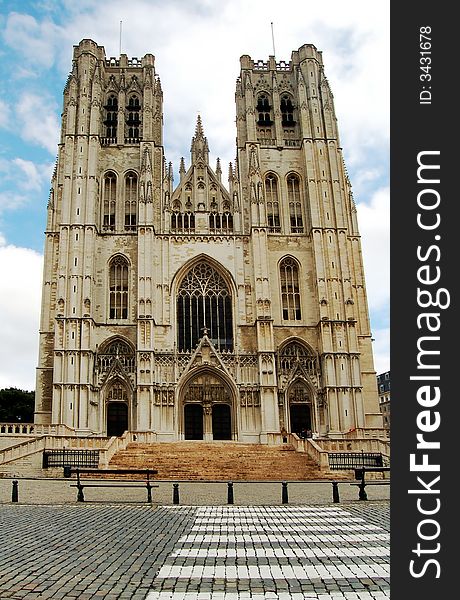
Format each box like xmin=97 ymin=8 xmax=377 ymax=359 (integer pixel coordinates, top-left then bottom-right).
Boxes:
xmin=0 ymin=388 xmax=35 ymax=423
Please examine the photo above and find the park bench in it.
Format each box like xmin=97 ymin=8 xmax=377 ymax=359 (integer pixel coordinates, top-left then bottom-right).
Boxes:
xmin=351 ymin=466 xmax=390 ymax=500
xmin=63 ymin=467 xmax=158 ymax=503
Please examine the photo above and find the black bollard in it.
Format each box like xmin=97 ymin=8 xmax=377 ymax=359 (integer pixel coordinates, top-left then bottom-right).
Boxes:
xmin=227 ymin=481 xmax=234 ymax=504
xmin=173 ymin=483 xmax=180 ymax=505
xmin=12 ymin=480 xmax=18 ymax=503
xmin=358 ymin=468 xmax=368 ymax=501
xmin=358 ymin=479 xmax=368 ymax=501
xmin=76 ymin=470 xmax=85 ymax=502
xmin=282 ymin=481 xmax=288 ymax=504
xmin=146 ymin=482 xmax=153 ymax=503
xmin=332 ymin=481 xmax=340 ymax=503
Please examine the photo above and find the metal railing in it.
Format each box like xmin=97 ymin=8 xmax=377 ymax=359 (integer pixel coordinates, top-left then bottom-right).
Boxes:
xmin=328 ymin=452 xmax=384 ymax=470
xmin=42 ymin=450 xmax=99 ymax=469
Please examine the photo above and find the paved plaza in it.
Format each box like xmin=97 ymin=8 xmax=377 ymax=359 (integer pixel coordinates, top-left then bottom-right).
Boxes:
xmin=0 ymin=501 xmax=389 ymax=600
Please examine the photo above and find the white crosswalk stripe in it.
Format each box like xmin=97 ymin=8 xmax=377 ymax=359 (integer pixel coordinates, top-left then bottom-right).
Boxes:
xmin=145 ymin=505 xmax=390 ymax=600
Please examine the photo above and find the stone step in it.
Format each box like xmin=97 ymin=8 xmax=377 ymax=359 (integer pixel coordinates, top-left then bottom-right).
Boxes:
xmin=108 ymin=442 xmax=330 ymax=481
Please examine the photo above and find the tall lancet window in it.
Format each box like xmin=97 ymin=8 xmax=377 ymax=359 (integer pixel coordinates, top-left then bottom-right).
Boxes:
xmin=109 ymin=256 xmax=129 ymax=320
xmin=280 ymin=257 xmax=302 ymax=321
xmin=280 ymin=94 xmax=295 ymax=127
xmin=256 ymin=93 xmax=272 ymax=125
xmin=124 ymin=171 xmax=138 ymax=231
xmin=102 ymin=171 xmax=117 ymax=231
xmin=265 ymin=174 xmax=280 ymax=233
xmin=287 ymin=174 xmax=303 ymax=233
xmin=126 ymin=95 xmax=141 ymax=141
xmin=104 ymin=95 xmax=118 ymax=139
xmin=177 ymin=262 xmax=233 ymax=352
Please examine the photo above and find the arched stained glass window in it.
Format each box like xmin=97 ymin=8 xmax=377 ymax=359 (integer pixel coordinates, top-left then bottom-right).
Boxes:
xmin=124 ymin=171 xmax=138 ymax=231
xmin=280 ymin=257 xmax=301 ymax=321
xmin=177 ymin=262 xmax=233 ymax=352
xmin=103 ymin=172 xmax=117 ymax=231
xmin=287 ymin=174 xmax=303 ymax=233
xmin=109 ymin=256 xmax=129 ymax=320
xmin=265 ymin=174 xmax=280 ymax=233
xmin=97 ymin=338 xmax=135 ymax=374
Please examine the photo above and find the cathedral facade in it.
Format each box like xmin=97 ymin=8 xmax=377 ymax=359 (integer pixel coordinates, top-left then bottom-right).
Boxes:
xmin=34 ymin=38 xmax=383 ymax=441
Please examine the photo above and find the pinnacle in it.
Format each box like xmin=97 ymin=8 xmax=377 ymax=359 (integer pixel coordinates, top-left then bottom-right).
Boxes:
xmin=195 ymin=113 xmax=204 ymax=137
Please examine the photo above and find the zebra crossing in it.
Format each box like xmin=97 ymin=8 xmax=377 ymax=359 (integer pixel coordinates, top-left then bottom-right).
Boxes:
xmin=145 ymin=505 xmax=390 ymax=599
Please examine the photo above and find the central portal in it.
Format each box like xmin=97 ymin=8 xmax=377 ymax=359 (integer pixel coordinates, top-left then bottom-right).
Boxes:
xmin=184 ymin=404 xmax=204 ymax=440
xmin=182 ymin=371 xmax=234 ymax=441
xmin=212 ymin=404 xmax=232 ymax=440
xmin=107 ymin=402 xmax=128 ymax=437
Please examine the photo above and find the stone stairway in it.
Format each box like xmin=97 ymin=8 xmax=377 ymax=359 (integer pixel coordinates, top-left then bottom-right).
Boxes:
xmin=108 ymin=441 xmax=331 ymax=480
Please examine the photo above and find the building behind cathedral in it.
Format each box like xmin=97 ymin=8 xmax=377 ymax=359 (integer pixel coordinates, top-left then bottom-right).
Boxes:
xmin=34 ymin=38 xmax=383 ymax=442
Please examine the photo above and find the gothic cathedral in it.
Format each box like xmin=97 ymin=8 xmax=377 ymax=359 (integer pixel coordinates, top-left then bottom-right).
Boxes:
xmin=34 ymin=39 xmax=383 ymax=441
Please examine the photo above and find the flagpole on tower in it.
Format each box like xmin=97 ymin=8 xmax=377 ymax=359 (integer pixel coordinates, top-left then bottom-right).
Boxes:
xmin=270 ymin=21 xmax=276 ymax=58
xmin=119 ymin=20 xmax=123 ymax=55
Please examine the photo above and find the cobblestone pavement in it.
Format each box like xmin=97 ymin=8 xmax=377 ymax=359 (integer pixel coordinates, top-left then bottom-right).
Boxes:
xmin=0 ymin=502 xmax=389 ymax=600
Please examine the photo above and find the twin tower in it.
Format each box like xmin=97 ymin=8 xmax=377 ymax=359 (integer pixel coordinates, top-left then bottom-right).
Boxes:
xmin=34 ymin=38 xmax=383 ymax=441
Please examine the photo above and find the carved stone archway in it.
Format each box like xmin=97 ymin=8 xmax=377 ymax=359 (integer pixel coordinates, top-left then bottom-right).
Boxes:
xmin=105 ymin=381 xmax=129 ymax=436
xmin=180 ymin=369 xmax=236 ymax=441
xmin=287 ymin=380 xmax=314 ymax=437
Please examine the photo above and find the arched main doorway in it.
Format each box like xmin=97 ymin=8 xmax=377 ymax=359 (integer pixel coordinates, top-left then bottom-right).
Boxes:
xmin=288 ymin=381 xmax=313 ymax=436
xmin=107 ymin=402 xmax=128 ymax=437
xmin=184 ymin=404 xmax=204 ymax=440
xmin=212 ymin=404 xmax=232 ymax=440
xmin=181 ymin=371 xmax=234 ymax=441
xmin=105 ymin=381 xmax=130 ymax=437
xmin=289 ymin=404 xmax=311 ymax=436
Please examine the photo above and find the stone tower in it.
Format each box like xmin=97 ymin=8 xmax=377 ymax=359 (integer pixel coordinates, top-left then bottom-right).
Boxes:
xmin=34 ymin=39 xmax=383 ymax=440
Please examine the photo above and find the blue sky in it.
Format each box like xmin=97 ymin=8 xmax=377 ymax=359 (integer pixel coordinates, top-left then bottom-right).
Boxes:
xmin=0 ymin=0 xmax=389 ymax=390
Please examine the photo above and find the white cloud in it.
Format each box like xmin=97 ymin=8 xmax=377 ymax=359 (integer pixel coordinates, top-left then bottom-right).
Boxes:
xmin=0 ymin=191 xmax=29 ymax=212
xmin=3 ymin=12 xmax=63 ymax=69
xmin=356 ymin=187 xmax=390 ymax=312
xmin=0 ymin=158 xmax=54 ymax=213
xmin=0 ymin=241 xmax=43 ymax=390
xmin=0 ymin=98 xmax=11 ymax=129
xmin=16 ymin=93 xmax=60 ymax=154
xmin=12 ymin=158 xmax=47 ymax=191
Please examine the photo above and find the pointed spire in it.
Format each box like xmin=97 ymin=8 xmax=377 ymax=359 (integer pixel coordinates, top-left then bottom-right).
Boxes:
xmin=179 ymin=157 xmax=186 ymax=181
xmin=168 ymin=161 xmax=173 ymax=181
xmin=228 ymin=161 xmax=234 ymax=183
xmin=195 ymin=114 xmax=204 ymax=137
xmin=216 ymin=157 xmax=222 ymax=181
xmin=191 ymin=114 xmax=209 ymax=165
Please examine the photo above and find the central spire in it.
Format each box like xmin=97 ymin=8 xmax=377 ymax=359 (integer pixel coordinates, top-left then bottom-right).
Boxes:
xmin=191 ymin=114 xmax=209 ymax=165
